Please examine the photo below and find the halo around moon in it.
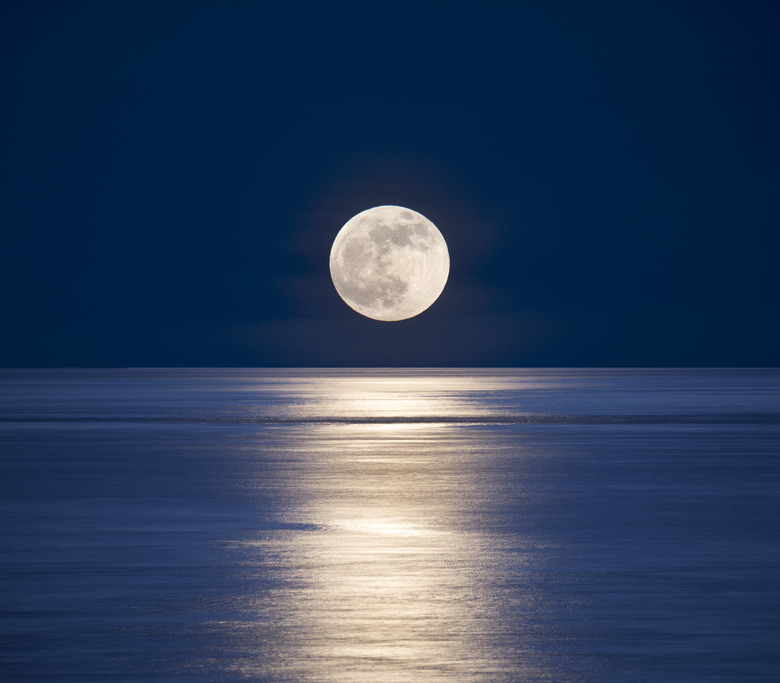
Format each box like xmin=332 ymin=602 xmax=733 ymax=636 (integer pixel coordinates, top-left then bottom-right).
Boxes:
xmin=329 ymin=205 xmax=450 ymax=321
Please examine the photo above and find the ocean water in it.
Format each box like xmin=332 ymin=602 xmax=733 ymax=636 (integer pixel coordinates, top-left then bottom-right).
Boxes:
xmin=1 ymin=368 xmax=779 ymax=681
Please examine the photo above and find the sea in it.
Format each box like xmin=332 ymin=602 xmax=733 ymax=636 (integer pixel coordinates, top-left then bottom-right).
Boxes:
xmin=1 ymin=368 xmax=779 ymax=681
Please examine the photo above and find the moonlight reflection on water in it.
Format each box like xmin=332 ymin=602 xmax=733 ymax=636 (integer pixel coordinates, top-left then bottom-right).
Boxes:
xmin=223 ymin=377 xmax=546 ymax=680
xmin=227 ymin=422 xmax=542 ymax=681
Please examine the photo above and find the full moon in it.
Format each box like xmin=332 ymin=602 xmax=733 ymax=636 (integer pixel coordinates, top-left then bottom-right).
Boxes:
xmin=329 ymin=205 xmax=450 ymax=321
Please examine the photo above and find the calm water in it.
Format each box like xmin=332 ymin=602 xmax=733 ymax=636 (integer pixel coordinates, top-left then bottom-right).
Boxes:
xmin=1 ymin=368 xmax=779 ymax=681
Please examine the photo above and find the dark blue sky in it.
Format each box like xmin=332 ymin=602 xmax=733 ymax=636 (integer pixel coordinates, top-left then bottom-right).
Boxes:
xmin=2 ymin=0 xmax=778 ymax=366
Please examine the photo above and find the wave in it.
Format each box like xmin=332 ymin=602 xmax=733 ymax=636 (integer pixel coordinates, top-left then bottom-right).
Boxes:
xmin=2 ymin=413 xmax=779 ymax=425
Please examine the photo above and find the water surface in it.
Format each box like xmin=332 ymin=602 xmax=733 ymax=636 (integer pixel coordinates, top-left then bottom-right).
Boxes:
xmin=1 ymin=369 xmax=779 ymax=680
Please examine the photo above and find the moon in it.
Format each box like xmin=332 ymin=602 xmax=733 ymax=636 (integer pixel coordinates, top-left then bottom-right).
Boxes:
xmin=329 ymin=205 xmax=450 ymax=321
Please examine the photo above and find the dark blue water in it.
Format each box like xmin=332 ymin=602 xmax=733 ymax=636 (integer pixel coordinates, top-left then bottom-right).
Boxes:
xmin=1 ymin=369 xmax=779 ymax=681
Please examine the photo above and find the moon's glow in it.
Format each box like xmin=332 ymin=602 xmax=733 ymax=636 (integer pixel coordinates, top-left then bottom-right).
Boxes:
xmin=329 ymin=206 xmax=449 ymax=321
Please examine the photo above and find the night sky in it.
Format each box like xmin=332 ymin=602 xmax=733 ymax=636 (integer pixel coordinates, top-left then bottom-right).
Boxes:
xmin=2 ymin=1 xmax=778 ymax=367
